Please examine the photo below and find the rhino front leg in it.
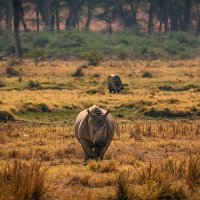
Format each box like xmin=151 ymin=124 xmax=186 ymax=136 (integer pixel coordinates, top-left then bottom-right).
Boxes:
xmin=94 ymin=144 xmax=110 ymax=161
xmin=79 ymin=139 xmax=95 ymax=164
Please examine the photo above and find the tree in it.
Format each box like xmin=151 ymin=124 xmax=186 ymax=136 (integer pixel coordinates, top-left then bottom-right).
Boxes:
xmin=96 ymin=0 xmax=117 ymax=34
xmin=158 ymin=0 xmax=169 ymax=32
xmin=85 ymin=0 xmax=92 ymax=31
xmin=183 ymin=0 xmax=192 ymax=31
xmin=65 ymin=0 xmax=83 ymax=29
xmin=34 ymin=0 xmax=52 ymax=30
xmin=117 ymin=0 xmax=140 ymax=28
xmin=12 ymin=0 xmax=24 ymax=57
xmin=148 ymin=0 xmax=155 ymax=34
xmin=195 ymin=0 xmax=200 ymax=35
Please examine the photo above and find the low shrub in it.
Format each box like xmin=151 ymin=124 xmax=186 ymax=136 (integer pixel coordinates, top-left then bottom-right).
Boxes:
xmin=156 ymin=186 xmax=187 ymax=200
xmin=20 ymin=102 xmax=50 ymax=112
xmin=83 ymin=51 xmax=102 ymax=66
xmin=26 ymin=80 xmax=42 ymax=90
xmin=142 ymin=71 xmax=153 ymax=78
xmin=0 ymin=111 xmax=15 ymax=123
xmin=6 ymin=67 xmax=20 ymax=77
xmin=73 ymin=67 xmax=84 ymax=77
xmin=26 ymin=49 xmax=47 ymax=67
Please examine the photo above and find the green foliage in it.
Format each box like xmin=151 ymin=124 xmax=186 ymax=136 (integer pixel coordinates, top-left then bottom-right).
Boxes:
xmin=33 ymin=36 xmax=49 ymax=48
xmin=26 ymin=80 xmax=42 ymax=90
xmin=1 ymin=30 xmax=200 ymax=59
xmin=83 ymin=51 xmax=103 ymax=66
xmin=26 ymin=49 xmax=47 ymax=66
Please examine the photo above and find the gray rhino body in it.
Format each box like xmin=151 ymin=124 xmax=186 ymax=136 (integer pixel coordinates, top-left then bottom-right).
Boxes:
xmin=75 ymin=105 xmax=115 ymax=163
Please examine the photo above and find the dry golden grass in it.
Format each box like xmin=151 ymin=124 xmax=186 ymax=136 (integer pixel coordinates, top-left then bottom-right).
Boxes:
xmin=0 ymin=59 xmax=200 ymax=199
xmin=0 ymin=159 xmax=50 ymax=200
xmin=0 ymin=59 xmax=199 ymax=119
xmin=0 ymin=120 xmax=199 ymax=199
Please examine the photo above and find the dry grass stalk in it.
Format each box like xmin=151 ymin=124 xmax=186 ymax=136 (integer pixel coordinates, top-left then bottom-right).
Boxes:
xmin=0 ymin=159 xmax=50 ymax=200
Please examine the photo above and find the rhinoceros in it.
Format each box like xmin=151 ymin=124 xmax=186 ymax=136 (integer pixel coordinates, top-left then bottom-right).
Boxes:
xmin=108 ymin=74 xmax=124 ymax=93
xmin=75 ymin=105 xmax=115 ymax=164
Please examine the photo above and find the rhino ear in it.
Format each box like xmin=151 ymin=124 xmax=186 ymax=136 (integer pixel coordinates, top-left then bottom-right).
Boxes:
xmin=104 ymin=109 xmax=110 ymax=118
xmin=87 ymin=109 xmax=94 ymax=118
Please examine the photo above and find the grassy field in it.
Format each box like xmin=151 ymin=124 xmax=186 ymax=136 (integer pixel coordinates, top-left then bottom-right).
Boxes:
xmin=0 ymin=58 xmax=200 ymax=199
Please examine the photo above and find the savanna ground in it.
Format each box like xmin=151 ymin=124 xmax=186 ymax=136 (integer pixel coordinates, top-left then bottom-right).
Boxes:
xmin=0 ymin=58 xmax=200 ymax=199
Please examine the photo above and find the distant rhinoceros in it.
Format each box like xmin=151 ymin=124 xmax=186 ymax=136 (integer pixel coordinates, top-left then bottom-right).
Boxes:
xmin=75 ymin=105 xmax=115 ymax=164
xmin=108 ymin=74 xmax=124 ymax=93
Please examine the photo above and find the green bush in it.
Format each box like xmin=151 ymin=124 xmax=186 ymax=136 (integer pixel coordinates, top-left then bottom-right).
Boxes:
xmin=83 ymin=51 xmax=102 ymax=66
xmin=6 ymin=67 xmax=20 ymax=77
xmin=33 ymin=37 xmax=49 ymax=48
xmin=1 ymin=30 xmax=200 ymax=59
xmin=26 ymin=49 xmax=48 ymax=66
xmin=26 ymin=80 xmax=42 ymax=90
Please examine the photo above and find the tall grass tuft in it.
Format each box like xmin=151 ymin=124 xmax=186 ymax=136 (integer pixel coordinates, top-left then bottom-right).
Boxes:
xmin=0 ymin=159 xmax=50 ymax=200
xmin=114 ymin=171 xmax=133 ymax=200
xmin=186 ymin=155 xmax=200 ymax=191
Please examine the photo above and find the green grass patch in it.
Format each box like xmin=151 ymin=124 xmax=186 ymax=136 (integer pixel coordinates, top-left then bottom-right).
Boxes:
xmin=16 ymin=109 xmax=80 ymax=122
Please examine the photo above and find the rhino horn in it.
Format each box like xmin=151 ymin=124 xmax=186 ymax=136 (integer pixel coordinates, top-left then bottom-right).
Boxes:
xmin=105 ymin=109 xmax=110 ymax=117
xmin=87 ymin=109 xmax=94 ymax=118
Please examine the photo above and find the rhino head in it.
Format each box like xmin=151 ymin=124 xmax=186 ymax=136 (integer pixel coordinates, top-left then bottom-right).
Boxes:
xmin=87 ymin=109 xmax=110 ymax=147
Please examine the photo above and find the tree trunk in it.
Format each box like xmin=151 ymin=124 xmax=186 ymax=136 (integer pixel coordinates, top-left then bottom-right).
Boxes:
xmin=12 ymin=0 xmax=23 ymax=57
xmin=183 ymin=0 xmax=192 ymax=32
xmin=54 ymin=0 xmax=60 ymax=31
xmin=35 ymin=0 xmax=52 ymax=30
xmin=66 ymin=0 xmax=79 ymax=28
xmin=148 ymin=0 xmax=155 ymax=34
xmin=169 ymin=2 xmax=179 ymax=31
xmin=21 ymin=15 xmax=29 ymax=32
xmin=36 ymin=5 xmax=39 ymax=31
xmin=6 ymin=1 xmax=12 ymax=31
xmin=159 ymin=0 xmax=168 ymax=32
xmin=195 ymin=0 xmax=200 ymax=35
xmin=50 ymin=15 xmax=55 ymax=31
xmin=129 ymin=1 xmax=138 ymax=26
xmin=164 ymin=1 xmax=169 ymax=32
xmin=85 ymin=0 xmax=92 ymax=31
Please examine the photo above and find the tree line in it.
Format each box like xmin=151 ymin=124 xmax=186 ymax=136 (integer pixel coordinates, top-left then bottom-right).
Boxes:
xmin=0 ymin=0 xmax=200 ymax=56
xmin=1 ymin=0 xmax=200 ymax=33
